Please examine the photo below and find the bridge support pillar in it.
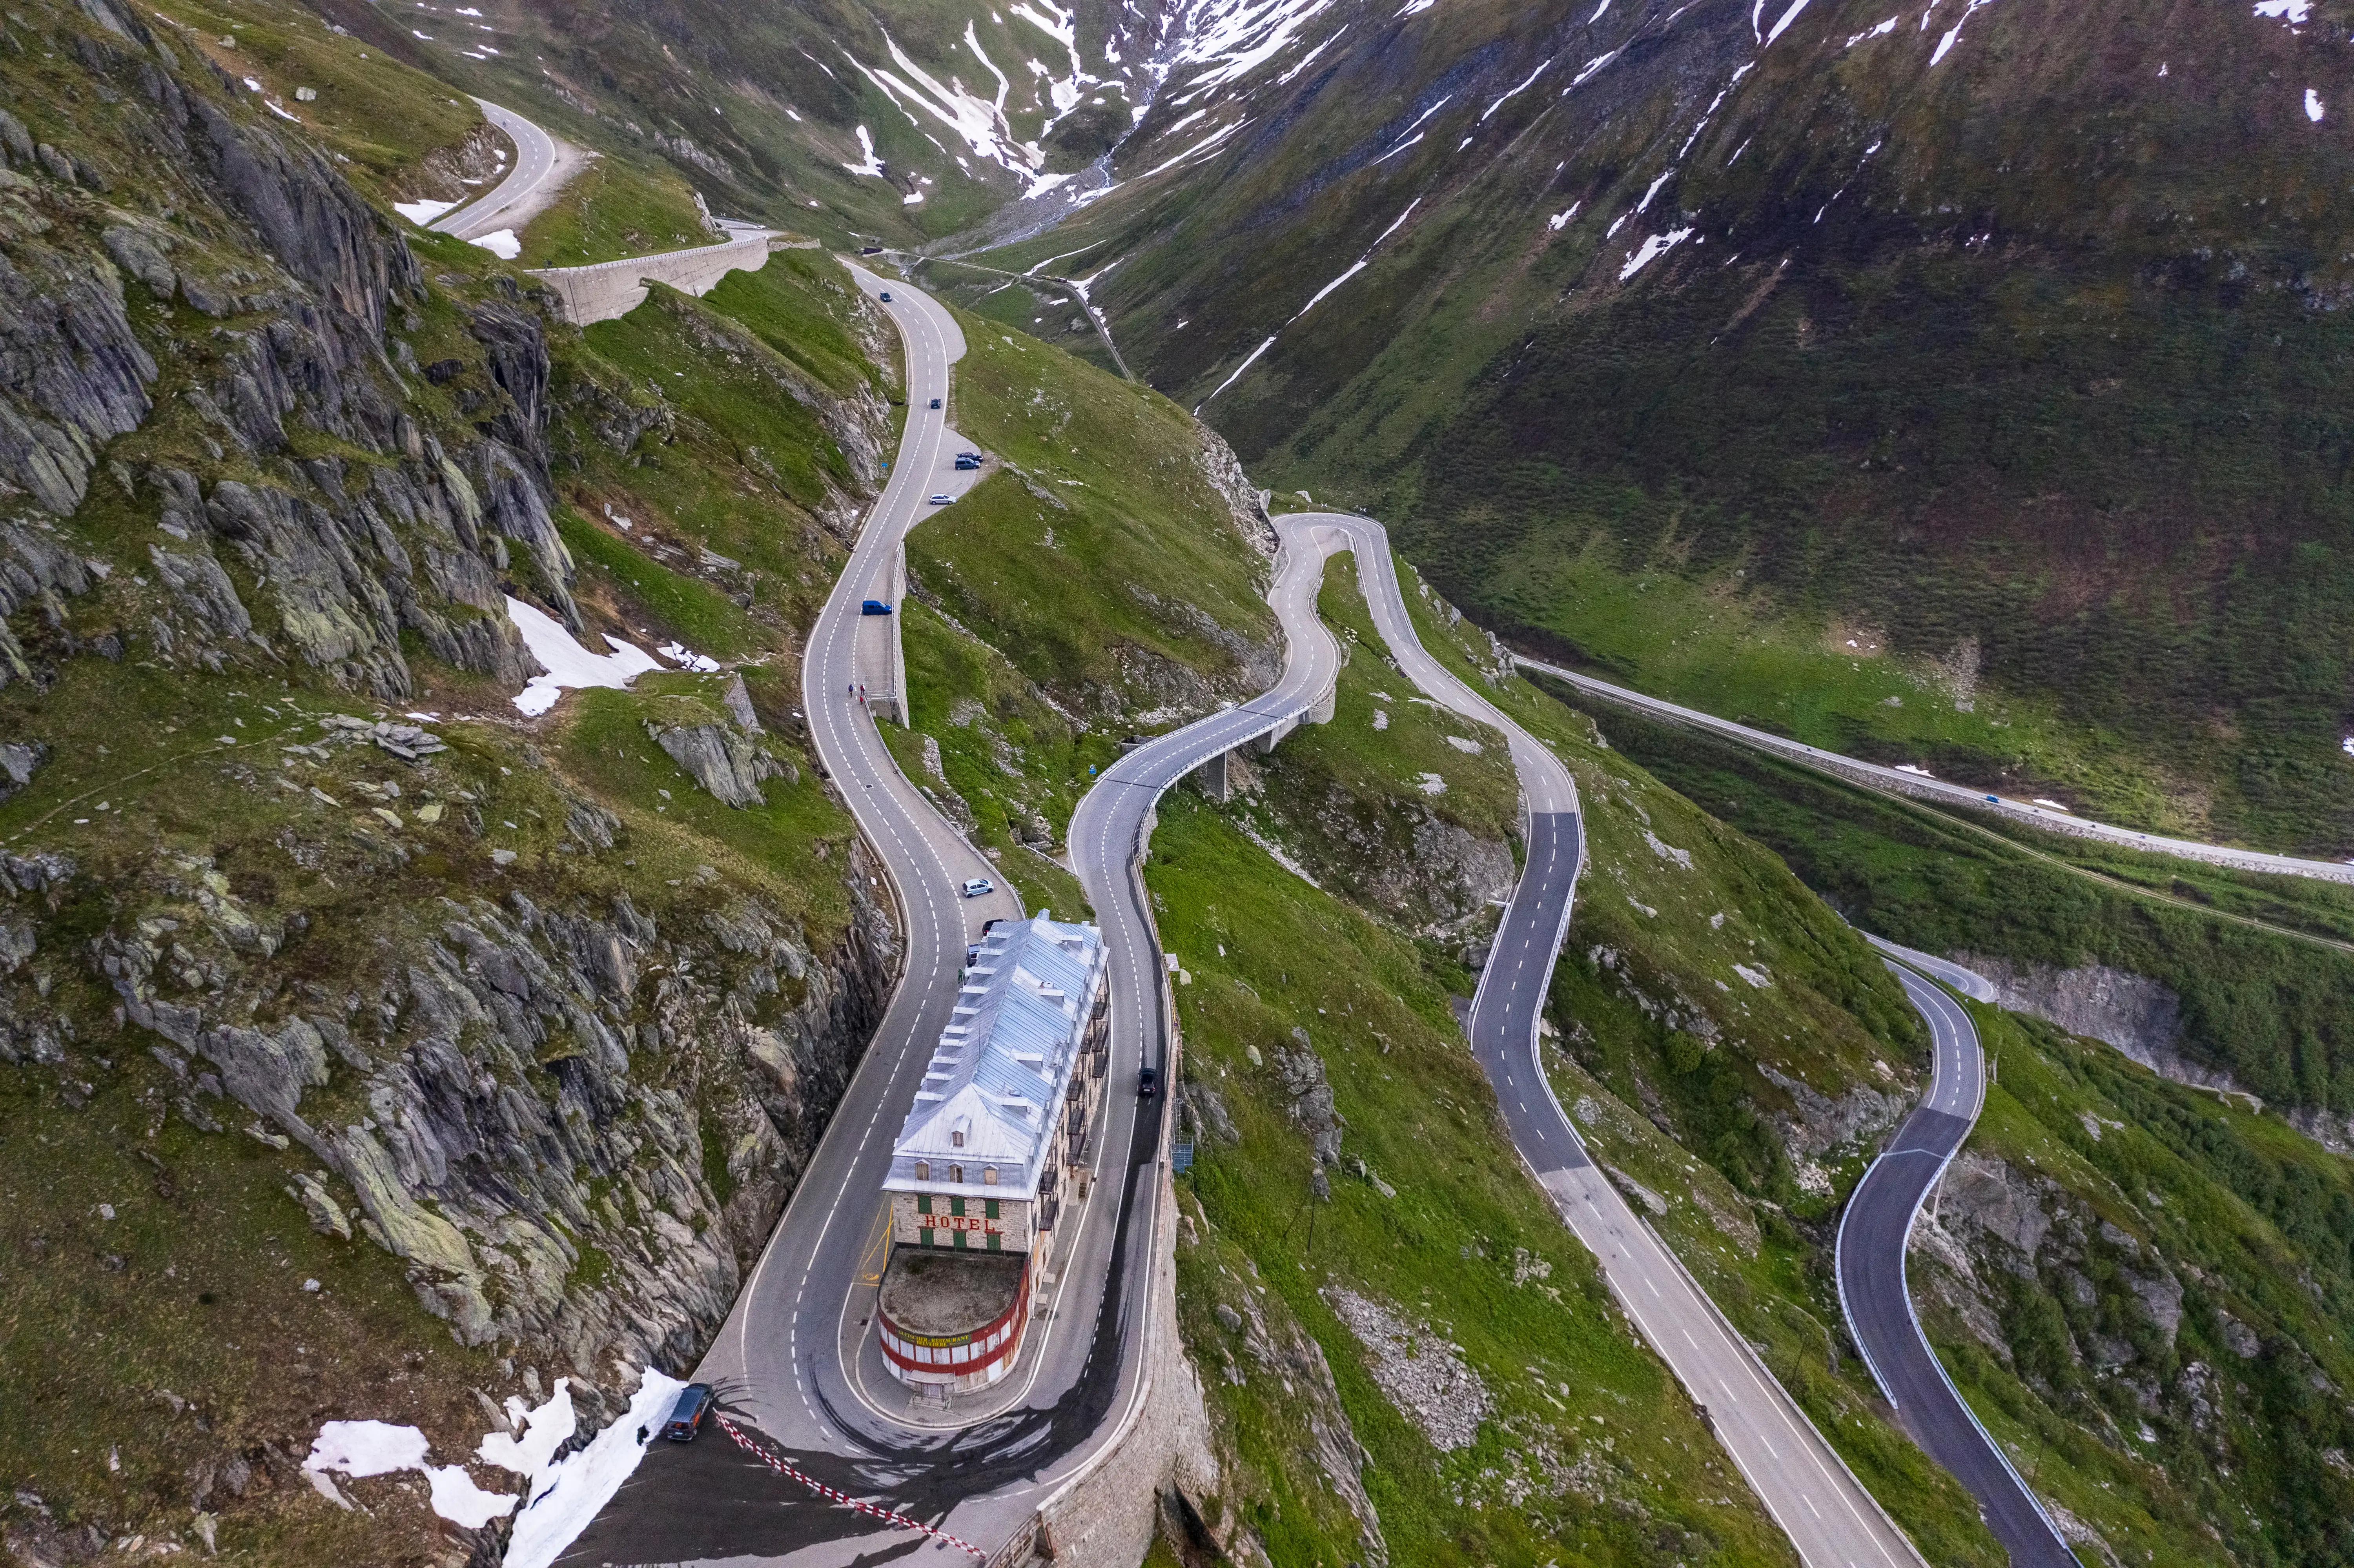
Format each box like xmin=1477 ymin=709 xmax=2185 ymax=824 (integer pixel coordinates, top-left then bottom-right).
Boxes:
xmin=1191 ymin=750 xmax=1233 ymax=803
xmin=1306 ymin=684 xmax=1336 ymax=726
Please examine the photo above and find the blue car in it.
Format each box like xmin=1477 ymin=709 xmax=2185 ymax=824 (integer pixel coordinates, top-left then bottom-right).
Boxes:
xmin=662 ymin=1383 xmax=715 ymax=1442
xmin=861 ymin=599 xmax=893 ymax=616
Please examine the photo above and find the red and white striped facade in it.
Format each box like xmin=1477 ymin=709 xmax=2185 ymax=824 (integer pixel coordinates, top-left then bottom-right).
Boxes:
xmin=875 ymin=1257 xmax=1033 ymax=1390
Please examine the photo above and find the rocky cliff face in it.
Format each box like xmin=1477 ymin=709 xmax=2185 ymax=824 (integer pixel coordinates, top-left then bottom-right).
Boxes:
xmin=0 ymin=5 xmax=897 ymax=1558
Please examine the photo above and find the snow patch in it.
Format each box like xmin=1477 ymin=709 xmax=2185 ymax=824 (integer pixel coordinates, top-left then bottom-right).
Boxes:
xmin=1845 ymin=13 xmax=1899 ymax=42
xmin=1548 ymin=201 xmax=1581 ymax=230
xmin=1762 ymin=0 xmax=1815 ymax=46
xmin=659 ymin=642 xmax=722 ymax=673
xmin=503 ymin=1370 xmax=687 ymax=1568
xmin=303 ymin=1420 xmax=516 ymax=1529
xmin=1618 ymin=225 xmax=1693 ymax=280
xmin=393 ymin=197 xmax=460 ymax=226
xmin=842 ymin=124 xmax=886 ymax=177
xmin=1929 ymin=0 xmax=1995 ymax=65
xmin=506 ymin=597 xmax=663 ymax=716
xmin=2254 ymin=0 xmax=2309 ymax=22
xmin=1893 ymin=762 xmax=1934 ymax=776
xmin=2307 ymin=86 xmax=2327 ymax=120
xmin=468 ymin=229 xmax=521 ymax=260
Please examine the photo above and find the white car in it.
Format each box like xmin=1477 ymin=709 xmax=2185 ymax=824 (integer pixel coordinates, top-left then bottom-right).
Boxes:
xmin=961 ymin=877 xmax=994 ymax=898
xmin=928 ymin=493 xmax=952 ymax=505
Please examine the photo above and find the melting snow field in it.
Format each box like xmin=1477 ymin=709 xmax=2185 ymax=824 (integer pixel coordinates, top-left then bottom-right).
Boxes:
xmin=469 ymin=229 xmax=522 ymax=260
xmin=302 ymin=1419 xmax=517 ymax=1529
xmin=393 ymin=197 xmax=461 ymax=226
xmin=301 ymin=1369 xmax=688 ymax=1568
xmin=842 ymin=124 xmax=887 ymax=177
xmin=502 ymin=1371 xmax=687 ymax=1568
xmin=1618 ymin=226 xmax=1693 ymax=280
xmin=507 ymin=597 xmax=662 ymax=715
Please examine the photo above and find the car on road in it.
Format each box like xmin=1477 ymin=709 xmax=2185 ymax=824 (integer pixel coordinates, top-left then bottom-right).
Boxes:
xmin=961 ymin=877 xmax=994 ymax=898
xmin=928 ymin=493 xmax=951 ymax=505
xmin=860 ymin=599 xmax=893 ymax=616
xmin=929 ymin=397 xmax=942 ymax=409
xmin=954 ymin=453 xmax=981 ymax=470
xmin=661 ymin=1383 xmax=715 ymax=1442
xmin=1138 ymin=1066 xmax=1161 ymax=1098
xmin=879 ymin=290 xmax=893 ymax=301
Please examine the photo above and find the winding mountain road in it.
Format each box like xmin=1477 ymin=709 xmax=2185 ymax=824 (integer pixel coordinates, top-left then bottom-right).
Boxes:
xmin=1837 ymin=950 xmax=2079 ymax=1567
xmin=1516 ymin=653 xmax=2354 ymax=885
xmin=545 ymin=262 xmax=1964 ymax=1568
xmin=1287 ymin=515 xmax=1929 ymax=1568
xmin=432 ymin=98 xmax=578 ymax=240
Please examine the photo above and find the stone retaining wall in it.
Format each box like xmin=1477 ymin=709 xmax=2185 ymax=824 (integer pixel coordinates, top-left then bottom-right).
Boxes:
xmin=531 ymin=231 xmax=776 ymax=326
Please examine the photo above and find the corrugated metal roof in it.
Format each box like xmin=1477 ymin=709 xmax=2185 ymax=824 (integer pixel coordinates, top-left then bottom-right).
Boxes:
xmin=883 ymin=914 xmax=1105 ymax=1201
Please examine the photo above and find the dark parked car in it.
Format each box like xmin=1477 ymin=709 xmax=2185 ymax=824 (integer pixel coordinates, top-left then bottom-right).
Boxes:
xmin=1138 ymin=1066 xmax=1160 ymax=1099
xmin=662 ymin=1383 xmax=715 ymax=1442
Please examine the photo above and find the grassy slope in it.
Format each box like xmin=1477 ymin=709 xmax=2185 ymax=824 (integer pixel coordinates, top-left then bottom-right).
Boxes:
xmin=1152 ymin=793 xmax=1803 ymax=1568
xmin=1554 ymin=690 xmax=2354 ymax=1560
xmin=150 ymin=0 xmax=480 ymax=200
xmin=1927 ymin=1006 xmax=2354 ymax=1566
xmin=1356 ymin=570 xmax=2009 ymax=1561
xmin=881 ymin=310 xmax=1281 ymax=917
xmin=904 ymin=313 xmax=1275 ymax=722
xmin=515 ymin=156 xmax=715 ymax=268
xmin=1575 ymin=697 xmax=2354 ymax=1117
xmin=0 ymin=44 xmax=882 ymax=1541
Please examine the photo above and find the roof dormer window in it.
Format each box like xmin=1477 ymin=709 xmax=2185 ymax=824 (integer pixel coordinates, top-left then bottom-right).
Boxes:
xmin=951 ymin=1129 xmax=966 ymax=1148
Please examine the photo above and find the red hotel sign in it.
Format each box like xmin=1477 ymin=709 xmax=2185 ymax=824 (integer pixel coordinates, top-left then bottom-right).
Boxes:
xmin=924 ymin=1213 xmax=1002 ymax=1235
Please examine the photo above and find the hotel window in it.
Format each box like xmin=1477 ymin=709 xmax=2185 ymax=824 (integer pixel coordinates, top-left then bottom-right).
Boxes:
xmin=915 ymin=1161 xmax=930 ymax=1181
xmin=951 ymin=1129 xmax=965 ymax=1148
xmin=951 ymin=1163 xmax=965 ymax=1184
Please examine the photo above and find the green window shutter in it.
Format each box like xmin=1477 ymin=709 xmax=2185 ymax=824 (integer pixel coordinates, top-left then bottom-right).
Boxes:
xmin=953 ymin=1227 xmax=966 ymax=1249
xmin=984 ymin=1199 xmax=999 ymax=1220
xmin=988 ymin=1233 xmax=1001 ymax=1251
xmin=951 ymin=1196 xmax=966 ymax=1218
xmin=917 ymin=1193 xmax=931 ymax=1215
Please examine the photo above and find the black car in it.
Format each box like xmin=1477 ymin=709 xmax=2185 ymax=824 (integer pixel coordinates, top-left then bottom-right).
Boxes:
xmin=662 ymin=1383 xmax=715 ymax=1442
xmin=879 ymin=290 xmax=893 ymax=301
xmin=1138 ymin=1066 xmax=1161 ymax=1099
xmin=929 ymin=397 xmax=943 ymax=409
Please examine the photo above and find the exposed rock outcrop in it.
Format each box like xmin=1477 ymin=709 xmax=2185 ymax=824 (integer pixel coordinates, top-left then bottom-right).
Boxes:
xmin=648 ymin=719 xmax=796 ymax=809
xmin=63 ymin=843 xmax=895 ymax=1372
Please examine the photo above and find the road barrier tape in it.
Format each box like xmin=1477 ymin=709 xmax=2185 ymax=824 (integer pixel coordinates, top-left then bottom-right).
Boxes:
xmin=713 ymin=1413 xmax=985 ymax=1559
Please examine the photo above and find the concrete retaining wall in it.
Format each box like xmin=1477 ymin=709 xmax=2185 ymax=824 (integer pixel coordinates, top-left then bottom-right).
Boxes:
xmin=531 ymin=230 xmax=776 ymax=326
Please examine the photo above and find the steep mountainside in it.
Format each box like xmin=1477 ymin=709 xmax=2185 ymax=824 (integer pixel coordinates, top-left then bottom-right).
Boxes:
xmin=0 ymin=3 xmax=913 ymax=1560
xmin=922 ymin=0 xmax=2354 ymax=854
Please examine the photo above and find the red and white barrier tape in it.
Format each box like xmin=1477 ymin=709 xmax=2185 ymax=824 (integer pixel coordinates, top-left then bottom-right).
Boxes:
xmin=713 ymin=1412 xmax=985 ymax=1559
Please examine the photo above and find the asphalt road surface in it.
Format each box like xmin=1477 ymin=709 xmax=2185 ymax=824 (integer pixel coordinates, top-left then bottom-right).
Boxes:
xmin=1284 ymin=515 xmax=1928 ymax=1568
xmin=550 ymin=310 xmax=1938 ymax=1566
xmin=1838 ymin=959 xmax=2081 ymax=1567
xmin=1515 ymin=653 xmax=2354 ymax=885
xmin=433 ymin=99 xmax=570 ymax=240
